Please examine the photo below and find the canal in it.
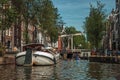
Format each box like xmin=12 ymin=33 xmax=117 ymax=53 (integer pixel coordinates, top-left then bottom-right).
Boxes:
xmin=0 ymin=60 xmax=120 ymax=80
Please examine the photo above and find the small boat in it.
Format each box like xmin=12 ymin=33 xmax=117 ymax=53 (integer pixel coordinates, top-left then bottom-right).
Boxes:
xmin=15 ymin=43 xmax=60 ymax=66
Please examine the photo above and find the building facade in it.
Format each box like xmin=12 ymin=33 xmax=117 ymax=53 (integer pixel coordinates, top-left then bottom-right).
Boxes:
xmin=103 ymin=0 xmax=120 ymax=51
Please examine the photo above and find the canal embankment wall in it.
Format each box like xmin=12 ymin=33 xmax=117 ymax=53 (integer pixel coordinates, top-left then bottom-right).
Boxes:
xmin=61 ymin=51 xmax=120 ymax=64
xmin=0 ymin=51 xmax=17 ymax=65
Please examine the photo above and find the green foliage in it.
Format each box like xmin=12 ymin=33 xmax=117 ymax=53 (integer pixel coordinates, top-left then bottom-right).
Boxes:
xmin=49 ymin=26 xmax=58 ymax=43
xmin=65 ymin=26 xmax=76 ymax=34
xmin=0 ymin=0 xmax=17 ymax=30
xmin=23 ymin=30 xmax=30 ymax=43
xmin=65 ymin=26 xmax=86 ymax=49
xmin=38 ymin=0 xmax=60 ymax=43
xmin=84 ymin=1 xmax=106 ymax=49
xmin=13 ymin=0 xmax=60 ymax=44
xmin=0 ymin=0 xmax=62 ymax=45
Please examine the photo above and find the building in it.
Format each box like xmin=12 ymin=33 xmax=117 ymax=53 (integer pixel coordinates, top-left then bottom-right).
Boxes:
xmin=116 ymin=0 xmax=120 ymax=50
xmin=103 ymin=0 xmax=120 ymax=51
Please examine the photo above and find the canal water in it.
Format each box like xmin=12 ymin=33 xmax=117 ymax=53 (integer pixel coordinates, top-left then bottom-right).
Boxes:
xmin=0 ymin=60 xmax=120 ymax=80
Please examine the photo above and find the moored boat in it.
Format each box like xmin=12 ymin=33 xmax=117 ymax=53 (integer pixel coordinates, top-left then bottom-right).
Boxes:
xmin=15 ymin=43 xmax=60 ymax=66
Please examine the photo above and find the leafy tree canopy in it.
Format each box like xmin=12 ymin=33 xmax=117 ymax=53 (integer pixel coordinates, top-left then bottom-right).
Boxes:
xmin=84 ymin=1 xmax=106 ymax=49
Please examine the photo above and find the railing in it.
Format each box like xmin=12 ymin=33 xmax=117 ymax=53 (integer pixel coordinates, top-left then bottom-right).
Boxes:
xmin=72 ymin=49 xmax=91 ymax=53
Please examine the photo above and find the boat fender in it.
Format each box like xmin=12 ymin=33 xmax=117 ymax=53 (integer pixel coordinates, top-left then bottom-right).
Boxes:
xmin=54 ymin=57 xmax=56 ymax=64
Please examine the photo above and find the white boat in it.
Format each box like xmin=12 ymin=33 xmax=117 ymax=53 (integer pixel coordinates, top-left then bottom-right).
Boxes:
xmin=15 ymin=43 xmax=60 ymax=66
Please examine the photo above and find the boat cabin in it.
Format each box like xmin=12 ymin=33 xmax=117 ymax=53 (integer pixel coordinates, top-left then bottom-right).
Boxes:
xmin=23 ymin=43 xmax=45 ymax=51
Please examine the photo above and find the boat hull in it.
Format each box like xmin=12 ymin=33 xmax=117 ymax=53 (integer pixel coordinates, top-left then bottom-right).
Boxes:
xmin=15 ymin=51 xmax=60 ymax=66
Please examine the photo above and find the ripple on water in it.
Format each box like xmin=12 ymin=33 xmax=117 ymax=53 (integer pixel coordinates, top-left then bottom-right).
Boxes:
xmin=0 ymin=60 xmax=120 ymax=80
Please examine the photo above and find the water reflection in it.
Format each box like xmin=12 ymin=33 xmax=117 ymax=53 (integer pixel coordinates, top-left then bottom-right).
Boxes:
xmin=87 ymin=62 xmax=120 ymax=80
xmin=16 ymin=66 xmax=32 ymax=80
xmin=16 ymin=66 xmax=54 ymax=80
xmin=0 ymin=60 xmax=120 ymax=80
xmin=0 ymin=65 xmax=16 ymax=80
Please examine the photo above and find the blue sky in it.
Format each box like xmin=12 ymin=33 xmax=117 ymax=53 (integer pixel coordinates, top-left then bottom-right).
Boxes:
xmin=52 ymin=0 xmax=115 ymax=32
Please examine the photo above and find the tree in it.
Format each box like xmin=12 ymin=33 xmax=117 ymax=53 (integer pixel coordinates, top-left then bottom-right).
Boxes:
xmin=12 ymin=0 xmax=43 ymax=44
xmin=0 ymin=0 xmax=17 ymax=45
xmin=84 ymin=1 xmax=106 ymax=49
xmin=6 ymin=0 xmax=62 ymax=46
xmin=38 ymin=0 xmax=61 ymax=45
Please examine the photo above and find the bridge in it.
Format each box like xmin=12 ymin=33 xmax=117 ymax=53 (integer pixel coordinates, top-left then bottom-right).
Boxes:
xmin=58 ymin=33 xmax=83 ymax=51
